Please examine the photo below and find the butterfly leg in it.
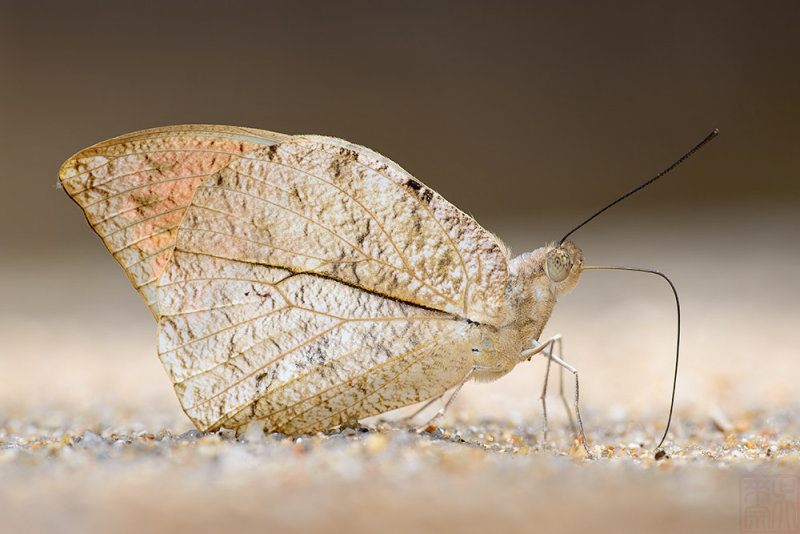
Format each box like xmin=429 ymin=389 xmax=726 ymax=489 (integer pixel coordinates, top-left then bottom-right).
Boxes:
xmin=547 ymin=347 xmax=590 ymax=456
xmin=537 ymin=336 xmax=578 ymax=436
xmin=521 ymin=337 xmax=590 ymax=456
xmin=520 ymin=335 xmax=560 ymax=443
xmin=414 ymin=365 xmax=503 ymax=432
xmin=401 ymin=394 xmax=444 ymax=423
xmin=555 ymin=340 xmax=578 ymax=436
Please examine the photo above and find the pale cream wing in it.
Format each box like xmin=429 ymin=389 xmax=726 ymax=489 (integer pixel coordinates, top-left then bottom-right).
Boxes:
xmin=58 ymin=125 xmax=292 ymax=317
xmin=156 ymin=137 xmax=510 ymax=431
xmin=175 ymin=137 xmax=510 ymax=321
xmin=158 ymin=250 xmax=475 ymax=432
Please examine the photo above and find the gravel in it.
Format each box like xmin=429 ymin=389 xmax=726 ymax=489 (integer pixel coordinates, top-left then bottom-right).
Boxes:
xmin=2 ymin=405 xmax=799 ymax=534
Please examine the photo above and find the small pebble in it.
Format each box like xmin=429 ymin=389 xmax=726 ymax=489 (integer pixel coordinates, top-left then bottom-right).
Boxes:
xmin=75 ymin=430 xmax=105 ymax=448
xmin=176 ymin=430 xmax=203 ymax=442
xmin=364 ymin=433 xmax=388 ymax=454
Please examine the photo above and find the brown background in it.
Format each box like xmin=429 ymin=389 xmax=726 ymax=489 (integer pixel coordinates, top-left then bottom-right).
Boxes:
xmin=2 ymin=2 xmax=799 ymax=533
xmin=3 ymin=0 xmax=799 ymax=254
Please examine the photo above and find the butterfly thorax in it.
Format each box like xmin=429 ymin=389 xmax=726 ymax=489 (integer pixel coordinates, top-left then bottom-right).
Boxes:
xmin=509 ymin=240 xmax=584 ymax=344
xmin=469 ymin=242 xmax=584 ymax=382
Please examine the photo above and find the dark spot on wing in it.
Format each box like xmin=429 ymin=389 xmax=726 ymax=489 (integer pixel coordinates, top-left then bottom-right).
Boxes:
xmin=255 ymin=370 xmax=275 ymax=394
xmin=330 ymin=159 xmax=342 ymax=177
xmin=402 ymin=178 xmax=434 ymax=205
xmin=404 ymin=178 xmax=423 ymax=193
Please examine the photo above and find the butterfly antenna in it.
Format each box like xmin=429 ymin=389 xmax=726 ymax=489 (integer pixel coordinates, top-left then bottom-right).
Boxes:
xmin=559 ymin=129 xmax=718 ymax=245
xmin=583 ymin=266 xmax=680 ymax=450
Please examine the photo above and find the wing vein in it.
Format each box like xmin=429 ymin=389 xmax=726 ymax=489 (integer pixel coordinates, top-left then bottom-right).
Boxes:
xmin=97 ymin=205 xmax=186 ymax=235
xmin=115 ymin=242 xmax=174 ymax=270
xmin=179 ymin=223 xmax=347 ymax=264
xmin=319 ymin=145 xmax=471 ymax=314
xmin=193 ymin=184 xmax=375 ymax=263
xmin=63 ymin=148 xmax=254 ymax=194
xmin=182 ymin=319 xmax=346 ymax=406
xmin=80 ymin=172 xmax=210 ymax=209
xmin=298 ymin=335 xmax=449 ymax=433
xmin=240 ymin=155 xmax=417 ymax=280
xmin=160 ymin=305 xmax=292 ymax=355
xmin=229 ymin=160 xmax=457 ymax=306
xmin=108 ymin=224 xmax=179 ymax=253
xmin=214 ymin=323 xmax=458 ymax=429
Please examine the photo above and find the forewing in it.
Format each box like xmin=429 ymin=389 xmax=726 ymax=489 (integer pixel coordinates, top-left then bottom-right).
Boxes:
xmin=158 ymin=250 xmax=474 ymax=432
xmin=59 ymin=125 xmax=292 ymax=317
xmin=156 ymin=136 xmax=510 ymax=431
xmin=177 ymin=137 xmax=509 ymax=322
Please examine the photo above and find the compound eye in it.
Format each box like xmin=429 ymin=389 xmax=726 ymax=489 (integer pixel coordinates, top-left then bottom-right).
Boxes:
xmin=546 ymin=248 xmax=572 ymax=283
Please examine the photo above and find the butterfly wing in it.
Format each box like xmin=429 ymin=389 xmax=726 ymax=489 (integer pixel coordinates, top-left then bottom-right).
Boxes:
xmin=157 ymin=136 xmax=510 ymax=431
xmin=159 ymin=250 xmax=476 ymax=432
xmin=59 ymin=125 xmax=291 ymax=317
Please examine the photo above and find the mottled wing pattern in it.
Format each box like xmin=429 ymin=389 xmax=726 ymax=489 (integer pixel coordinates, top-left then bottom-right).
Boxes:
xmin=58 ymin=125 xmax=291 ymax=317
xmin=176 ymin=137 xmax=509 ymax=321
xmin=158 ymin=251 xmax=475 ymax=432
xmin=157 ymin=137 xmax=510 ymax=431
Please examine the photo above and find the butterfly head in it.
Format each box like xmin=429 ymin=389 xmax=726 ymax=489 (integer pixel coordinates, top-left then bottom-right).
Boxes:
xmin=545 ymin=241 xmax=584 ymax=297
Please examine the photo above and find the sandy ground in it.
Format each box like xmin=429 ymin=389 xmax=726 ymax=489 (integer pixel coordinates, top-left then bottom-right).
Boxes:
xmin=2 ymin=206 xmax=799 ymax=534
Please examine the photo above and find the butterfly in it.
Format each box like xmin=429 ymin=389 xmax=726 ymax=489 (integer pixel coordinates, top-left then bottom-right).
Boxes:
xmin=59 ymin=124 xmax=593 ymax=435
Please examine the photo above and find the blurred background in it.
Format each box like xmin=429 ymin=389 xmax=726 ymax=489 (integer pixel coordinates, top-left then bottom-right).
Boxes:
xmin=1 ymin=1 xmax=799 ymax=531
xmin=3 ymin=0 xmax=798 ymax=417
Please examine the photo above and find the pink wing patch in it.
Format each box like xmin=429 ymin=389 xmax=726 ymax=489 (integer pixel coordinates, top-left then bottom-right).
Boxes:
xmin=60 ymin=128 xmax=288 ymax=317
